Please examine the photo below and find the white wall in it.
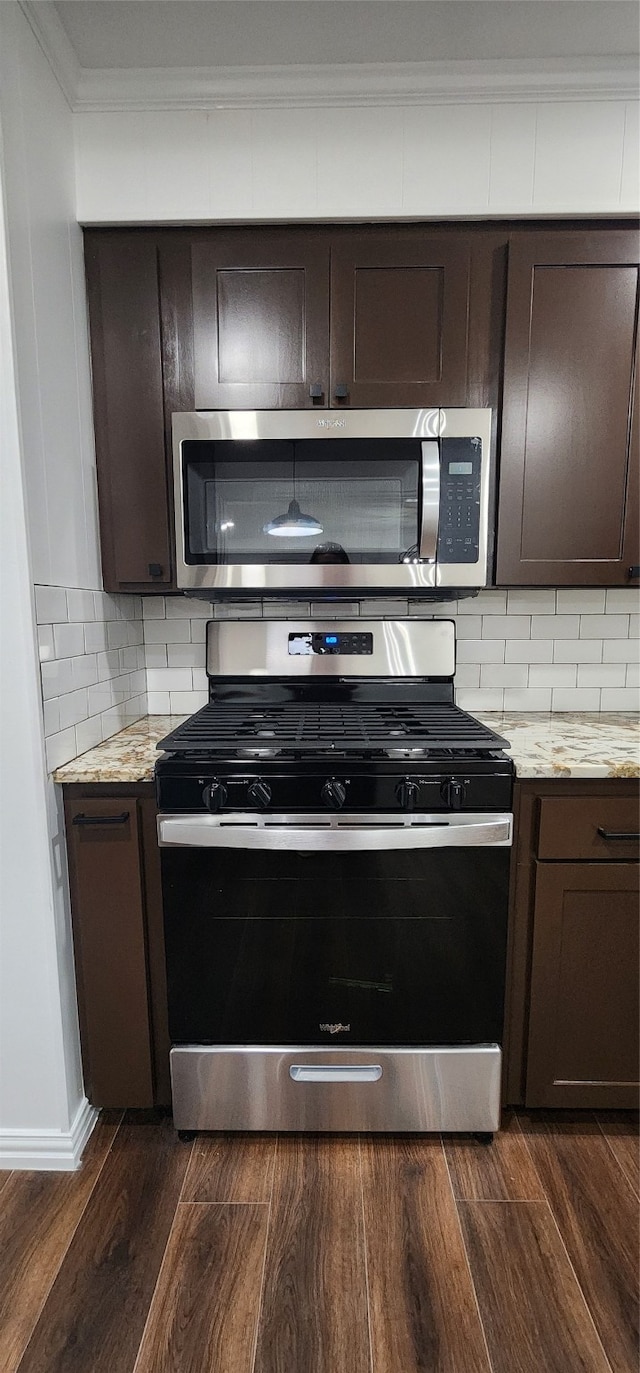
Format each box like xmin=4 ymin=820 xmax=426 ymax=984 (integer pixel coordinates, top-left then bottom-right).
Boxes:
xmin=0 ymin=3 xmax=97 ymax=1168
xmin=75 ymin=99 xmax=639 ymax=223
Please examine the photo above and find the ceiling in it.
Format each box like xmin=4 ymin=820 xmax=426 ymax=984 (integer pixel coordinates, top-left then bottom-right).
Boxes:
xmin=53 ymin=1 xmax=640 ymax=71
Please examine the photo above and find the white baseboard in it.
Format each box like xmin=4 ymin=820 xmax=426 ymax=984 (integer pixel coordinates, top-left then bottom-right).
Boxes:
xmin=0 ymin=1096 xmax=99 ymax=1171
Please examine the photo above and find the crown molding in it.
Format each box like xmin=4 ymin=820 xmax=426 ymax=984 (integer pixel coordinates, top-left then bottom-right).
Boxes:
xmin=14 ymin=12 xmax=639 ymax=116
xmin=19 ymin=0 xmax=80 ymax=109
xmin=74 ymin=56 xmax=639 ymax=113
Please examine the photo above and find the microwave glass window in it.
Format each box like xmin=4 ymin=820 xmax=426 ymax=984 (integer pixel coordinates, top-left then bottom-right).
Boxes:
xmin=183 ymin=439 xmax=420 ymax=565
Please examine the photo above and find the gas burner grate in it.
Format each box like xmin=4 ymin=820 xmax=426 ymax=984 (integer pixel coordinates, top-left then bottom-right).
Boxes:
xmin=156 ymin=701 xmax=509 ymax=755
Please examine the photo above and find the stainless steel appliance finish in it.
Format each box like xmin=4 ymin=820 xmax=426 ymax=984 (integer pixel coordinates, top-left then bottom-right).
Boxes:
xmin=170 ymin=1045 xmax=502 ymax=1133
xmin=205 ymin=617 xmax=456 ymax=678
xmin=158 ymin=811 xmax=513 ymax=851
xmin=173 ymin=407 xmax=493 ymax=592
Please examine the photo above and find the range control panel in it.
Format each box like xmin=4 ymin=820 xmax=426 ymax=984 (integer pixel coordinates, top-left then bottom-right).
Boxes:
xmin=288 ymin=631 xmax=374 ymax=657
xmin=437 ymin=436 xmax=482 ymax=564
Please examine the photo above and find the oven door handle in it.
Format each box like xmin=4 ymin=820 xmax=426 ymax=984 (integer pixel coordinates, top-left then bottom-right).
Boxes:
xmin=157 ymin=813 xmax=513 ymax=850
xmin=419 ymin=440 xmax=440 ymax=561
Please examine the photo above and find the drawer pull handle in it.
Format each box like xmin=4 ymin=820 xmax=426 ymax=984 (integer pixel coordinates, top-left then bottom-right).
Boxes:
xmin=290 ymin=1064 xmax=382 ymax=1083
xmin=597 ymin=827 xmax=640 ymax=842
xmin=73 ymin=812 xmax=130 ymax=826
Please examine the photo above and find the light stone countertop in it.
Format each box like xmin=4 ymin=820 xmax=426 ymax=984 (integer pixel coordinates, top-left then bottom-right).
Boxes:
xmin=52 ymin=711 xmax=640 ymax=784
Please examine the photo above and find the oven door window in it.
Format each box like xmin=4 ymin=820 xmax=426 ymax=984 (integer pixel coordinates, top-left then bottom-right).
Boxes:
xmin=182 ymin=439 xmax=420 ymax=565
xmin=162 ymin=847 xmax=509 ymax=1047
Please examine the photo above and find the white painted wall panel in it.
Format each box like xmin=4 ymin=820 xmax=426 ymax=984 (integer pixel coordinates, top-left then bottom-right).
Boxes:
xmin=75 ymin=97 xmax=640 ymax=222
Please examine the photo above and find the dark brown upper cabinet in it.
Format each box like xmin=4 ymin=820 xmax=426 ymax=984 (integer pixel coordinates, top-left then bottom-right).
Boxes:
xmin=190 ymin=230 xmax=331 ymax=410
xmin=85 ymin=233 xmax=173 ymax=592
xmin=330 ymin=232 xmax=472 ymax=408
xmin=496 ymin=230 xmax=640 ymax=586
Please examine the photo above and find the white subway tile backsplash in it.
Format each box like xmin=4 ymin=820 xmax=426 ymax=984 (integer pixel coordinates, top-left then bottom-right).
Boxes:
xmin=66 ymin=588 xmax=96 ymax=622
xmin=43 ymin=698 xmax=61 ymax=736
xmin=603 ymin=640 xmax=640 ymax=663
xmin=600 ymin=687 xmax=640 ymax=709
xmin=37 ymin=625 xmax=55 ymax=662
xmin=165 ymin=596 xmax=212 ymax=617
xmin=455 ymin=689 xmax=504 ymax=711
xmin=531 ymin=615 xmax=578 ymax=639
xmin=53 ymin=622 xmax=85 ymax=659
xmin=507 ymin=589 xmax=556 ymax=614
xmin=503 ymin=688 xmax=553 ymax=710
xmin=212 ymin=601 xmax=263 ymax=619
xmin=143 ymin=618 xmax=192 ymax=644
xmin=146 ymin=668 xmax=194 ymax=692
xmin=626 ymin=662 xmax=639 ymax=689
xmin=75 ymin=715 xmax=104 ymax=755
xmin=458 ymin=591 xmax=506 ymax=615
xmin=580 ymin=614 xmax=629 ymax=638
xmin=482 ymin=615 xmax=530 ymax=639
xmin=107 ymin=621 xmax=130 ymax=650
xmin=70 ymin=654 xmax=99 ymax=689
xmin=309 ymin=602 xmax=359 ymax=619
xmin=46 ymin=728 xmax=78 ymax=773
xmin=169 ymin=690 xmax=208 ymax=713
xmin=553 ymin=639 xmax=603 ymax=664
xmin=35 ymin=586 xmax=68 ymax=624
xmin=167 ymin=644 xmax=207 ymax=668
xmin=529 ymin=664 xmax=577 ymax=687
xmin=456 ymin=639 xmax=505 ymax=664
xmin=452 ymin=664 xmax=480 ymax=689
xmin=629 ymin=615 xmax=639 ymax=638
xmin=144 ymin=644 xmax=169 ymax=668
xmin=480 ymin=664 xmax=528 ymax=688
xmin=455 ymin=616 xmax=483 ymax=639
xmin=147 ymin=691 xmax=171 ymax=713
xmin=505 ymin=639 xmax=553 ymax=664
xmin=41 ymin=658 xmax=73 ymax=700
xmin=552 ymin=689 xmax=602 ymax=710
xmin=142 ymin=596 xmax=166 ymax=618
xmin=189 ymin=619 xmax=208 ymax=642
xmin=59 ymin=688 xmax=89 ymax=730
xmin=577 ymin=664 xmax=626 ymax=688
xmin=83 ymin=621 xmax=108 ymax=653
xmin=556 ymin=589 xmax=606 ymax=614
xmin=604 ymin=588 xmax=640 ymax=612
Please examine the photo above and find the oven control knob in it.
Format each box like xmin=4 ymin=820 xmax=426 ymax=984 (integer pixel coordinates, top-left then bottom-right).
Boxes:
xmin=202 ymin=780 xmax=228 ymax=812
xmin=396 ymin=779 xmax=420 ymax=811
xmin=247 ymin=779 xmax=272 ymax=809
xmin=441 ymin=778 xmax=466 ymax=810
xmin=321 ymin=778 xmax=347 ymax=809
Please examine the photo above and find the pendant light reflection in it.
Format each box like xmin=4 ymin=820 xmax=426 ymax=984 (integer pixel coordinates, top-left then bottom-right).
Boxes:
xmin=263 ymin=498 xmax=323 ymax=538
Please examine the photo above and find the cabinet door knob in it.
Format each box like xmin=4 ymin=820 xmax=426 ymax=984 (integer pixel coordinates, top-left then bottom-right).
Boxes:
xmin=309 ymin=384 xmax=324 ymax=401
xmin=334 ymin=383 xmax=349 ymax=400
xmin=148 ymin=563 xmax=164 ymax=578
xmin=628 ymin=565 xmax=640 ymax=580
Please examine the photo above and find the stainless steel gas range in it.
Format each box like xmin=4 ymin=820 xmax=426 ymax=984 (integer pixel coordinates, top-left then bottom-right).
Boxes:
xmin=155 ymin=618 xmax=514 ymax=1137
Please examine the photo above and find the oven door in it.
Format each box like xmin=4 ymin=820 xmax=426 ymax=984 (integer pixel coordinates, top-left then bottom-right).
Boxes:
xmin=173 ymin=408 xmax=492 ymax=593
xmin=158 ymin=812 xmax=511 ymax=1132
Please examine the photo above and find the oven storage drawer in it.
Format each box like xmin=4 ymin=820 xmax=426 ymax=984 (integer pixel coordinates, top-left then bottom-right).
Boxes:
xmin=170 ymin=1045 xmax=502 ymax=1133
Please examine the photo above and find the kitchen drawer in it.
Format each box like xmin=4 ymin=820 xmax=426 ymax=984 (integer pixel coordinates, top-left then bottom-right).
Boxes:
xmin=537 ymin=795 xmax=640 ymax=861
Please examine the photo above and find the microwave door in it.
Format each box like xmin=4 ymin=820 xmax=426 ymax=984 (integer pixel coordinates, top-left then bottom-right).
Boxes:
xmin=419 ymin=440 xmax=440 ymax=562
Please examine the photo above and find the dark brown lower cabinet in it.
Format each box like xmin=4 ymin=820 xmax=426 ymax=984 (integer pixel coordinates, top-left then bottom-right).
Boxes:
xmin=505 ymin=779 xmax=640 ymax=1110
xmin=64 ymin=787 xmax=169 ymax=1109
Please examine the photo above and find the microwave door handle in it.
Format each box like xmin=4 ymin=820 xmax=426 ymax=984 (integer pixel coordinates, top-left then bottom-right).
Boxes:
xmin=419 ymin=440 xmax=440 ymax=561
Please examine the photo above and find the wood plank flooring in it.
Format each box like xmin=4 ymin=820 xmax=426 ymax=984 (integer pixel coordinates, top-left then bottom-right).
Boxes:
xmin=0 ymin=1109 xmax=636 ymax=1373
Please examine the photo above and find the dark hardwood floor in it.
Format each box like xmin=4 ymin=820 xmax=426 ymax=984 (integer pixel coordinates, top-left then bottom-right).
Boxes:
xmin=0 ymin=1111 xmax=636 ymax=1373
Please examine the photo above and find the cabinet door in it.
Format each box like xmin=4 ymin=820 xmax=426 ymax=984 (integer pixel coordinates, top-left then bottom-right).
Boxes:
xmin=526 ymin=861 xmax=639 ymax=1108
xmin=329 ymin=232 xmax=472 ymax=407
xmin=64 ymin=799 xmax=154 ymax=1108
xmin=191 ymin=231 xmax=330 ymax=409
xmin=84 ymin=233 xmax=173 ymax=591
xmin=496 ymin=232 xmax=640 ymax=586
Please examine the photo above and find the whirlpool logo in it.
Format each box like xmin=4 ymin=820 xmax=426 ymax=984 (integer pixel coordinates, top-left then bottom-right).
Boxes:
xmin=317 ymin=418 xmax=346 ymax=429
xmin=319 ymin=1023 xmax=351 ymax=1034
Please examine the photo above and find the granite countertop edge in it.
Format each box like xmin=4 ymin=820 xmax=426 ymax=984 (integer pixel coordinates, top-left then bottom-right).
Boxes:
xmin=52 ymin=711 xmax=640 ymax=785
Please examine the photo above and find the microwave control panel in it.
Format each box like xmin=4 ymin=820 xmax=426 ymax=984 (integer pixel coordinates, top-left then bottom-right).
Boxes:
xmin=437 ymin=437 xmax=482 ymax=564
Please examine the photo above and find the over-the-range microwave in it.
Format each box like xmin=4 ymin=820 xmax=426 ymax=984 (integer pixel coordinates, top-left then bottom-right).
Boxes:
xmin=172 ymin=408 xmax=494 ymax=595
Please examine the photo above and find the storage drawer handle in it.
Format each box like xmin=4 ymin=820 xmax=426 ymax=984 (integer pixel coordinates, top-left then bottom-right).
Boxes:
xmin=290 ymin=1064 xmax=382 ymax=1083
xmin=72 ymin=812 xmax=130 ymax=826
xmin=597 ymin=827 xmax=640 ymax=842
